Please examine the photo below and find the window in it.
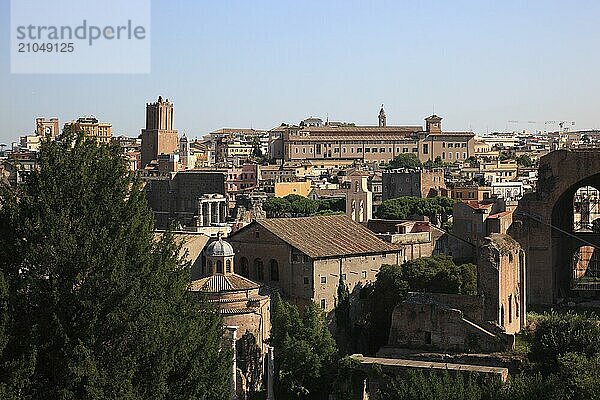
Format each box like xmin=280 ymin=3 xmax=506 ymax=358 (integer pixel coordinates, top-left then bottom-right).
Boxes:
xmin=240 ymin=257 xmax=249 ymax=277
xmin=425 ymin=331 xmax=432 ymax=345
xmin=365 ymin=148 xmax=370 ymax=153
xmin=226 ymin=259 xmax=231 ymax=273
xmin=320 ymin=276 xmax=327 ymax=284
xmin=320 ymin=299 xmax=326 ymax=309
xmin=403 ymin=147 xmax=409 ymax=153
xmin=412 ymin=147 xmax=418 ymax=153
xmin=341 ymin=273 xmax=347 ymax=281
xmin=380 ymin=147 xmax=386 ymax=153
xmin=342 ymin=147 xmax=346 ymax=153
xmin=463 ymin=152 xmax=467 ymax=159
xmin=456 ymin=152 xmax=459 ymax=159
xmin=361 ymin=270 xmax=367 ymax=279
xmin=357 ymin=148 xmax=363 ymax=153
xmin=254 ymin=258 xmax=264 ymax=280
xmin=448 ymin=143 xmax=453 ymax=148
xmin=462 ymin=143 xmax=467 ymax=148
xmin=442 ymin=142 xmax=446 ymax=148
xmin=303 ymin=276 xmax=309 ymax=285
xmin=255 ymin=230 xmax=260 ymax=239
xmin=270 ymin=259 xmax=279 ymax=281
xmin=449 ymin=152 xmax=453 ymax=159
xmin=216 ymin=260 xmax=223 ymax=274
xmin=442 ymin=152 xmax=445 ymax=159
xmin=423 ymin=143 xmax=429 ymax=154
xmin=372 ymin=148 xmax=377 ymax=153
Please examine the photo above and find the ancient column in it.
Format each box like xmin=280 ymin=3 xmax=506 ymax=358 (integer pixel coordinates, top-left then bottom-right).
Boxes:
xmin=198 ymin=200 xmax=204 ymax=227
xmin=226 ymin=326 xmax=238 ymax=400
xmin=215 ymin=200 xmax=221 ymax=223
xmin=267 ymin=346 xmax=275 ymax=400
xmin=207 ymin=202 xmax=212 ymax=226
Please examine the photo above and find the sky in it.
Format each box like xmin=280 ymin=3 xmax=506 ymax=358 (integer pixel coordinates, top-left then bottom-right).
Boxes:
xmin=1 ymin=0 xmax=600 ymax=145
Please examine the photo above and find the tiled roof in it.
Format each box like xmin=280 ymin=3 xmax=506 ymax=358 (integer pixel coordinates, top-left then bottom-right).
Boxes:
xmin=254 ymin=215 xmax=397 ymax=258
xmin=463 ymin=200 xmax=494 ymax=210
xmin=189 ymin=274 xmax=259 ymax=293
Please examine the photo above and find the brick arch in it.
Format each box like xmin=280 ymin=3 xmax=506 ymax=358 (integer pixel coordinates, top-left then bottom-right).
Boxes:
xmin=515 ymin=150 xmax=600 ymax=304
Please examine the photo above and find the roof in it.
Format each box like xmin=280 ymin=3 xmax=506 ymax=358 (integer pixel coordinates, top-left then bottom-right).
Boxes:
xmin=154 ymin=233 xmax=210 ymax=264
xmin=487 ymin=210 xmax=513 ymax=219
xmin=204 ymin=237 xmax=235 ymax=257
xmin=246 ymin=215 xmax=397 ymax=258
xmin=189 ymin=274 xmax=259 ymax=292
xmin=463 ymin=200 xmax=494 ymax=210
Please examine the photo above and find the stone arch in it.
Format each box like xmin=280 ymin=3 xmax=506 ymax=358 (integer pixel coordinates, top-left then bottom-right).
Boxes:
xmin=516 ymin=151 xmax=600 ymax=304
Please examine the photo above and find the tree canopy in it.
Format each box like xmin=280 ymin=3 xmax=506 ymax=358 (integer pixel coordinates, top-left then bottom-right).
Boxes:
xmin=367 ymin=256 xmax=476 ymax=354
xmin=0 ymin=132 xmax=231 ymax=399
xmin=263 ymin=194 xmax=345 ymax=218
xmin=270 ymin=294 xmax=338 ymax=399
xmin=388 ymin=153 xmax=422 ymax=169
xmin=376 ymin=196 xmax=455 ymax=224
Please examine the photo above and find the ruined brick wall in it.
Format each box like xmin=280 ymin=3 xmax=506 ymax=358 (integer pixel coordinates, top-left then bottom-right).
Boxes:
xmin=387 ymin=301 xmax=506 ymax=353
xmin=478 ymin=234 xmax=525 ymax=334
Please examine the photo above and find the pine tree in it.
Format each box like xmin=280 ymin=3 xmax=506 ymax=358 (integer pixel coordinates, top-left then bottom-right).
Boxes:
xmin=0 ymin=132 xmax=231 ymax=399
xmin=335 ymin=276 xmax=351 ymax=354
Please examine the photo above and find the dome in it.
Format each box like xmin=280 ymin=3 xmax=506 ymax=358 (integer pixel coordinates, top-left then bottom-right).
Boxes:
xmin=204 ymin=237 xmax=235 ymax=257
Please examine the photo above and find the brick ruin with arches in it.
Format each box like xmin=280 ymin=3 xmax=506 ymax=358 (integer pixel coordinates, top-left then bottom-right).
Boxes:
xmin=514 ymin=149 xmax=600 ymax=304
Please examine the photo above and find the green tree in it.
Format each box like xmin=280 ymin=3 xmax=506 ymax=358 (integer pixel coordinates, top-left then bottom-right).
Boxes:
xmin=285 ymin=194 xmax=319 ymax=217
xmin=376 ymin=196 xmax=455 ymax=224
xmin=529 ymin=311 xmax=600 ymax=373
xmin=515 ymin=154 xmax=534 ymax=167
xmin=388 ymin=153 xmax=422 ymax=169
xmin=271 ymin=294 xmax=337 ymax=399
xmin=0 ymin=132 xmax=231 ymax=399
xmin=335 ymin=277 xmax=352 ymax=354
xmin=263 ymin=196 xmax=292 ymax=218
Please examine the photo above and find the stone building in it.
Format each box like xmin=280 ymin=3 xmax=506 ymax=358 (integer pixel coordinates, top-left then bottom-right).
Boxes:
xmin=382 ymin=168 xmax=447 ymax=200
xmin=189 ymin=235 xmax=271 ymax=398
xmin=513 ymin=149 xmax=600 ymax=304
xmin=64 ymin=117 xmax=112 ymax=144
xmin=386 ymin=233 xmax=525 ymax=353
xmin=143 ymin=170 xmax=227 ymax=229
xmin=228 ymin=215 xmax=402 ymax=313
xmin=36 ymin=117 xmax=59 ymax=138
xmin=346 ymin=172 xmax=373 ymax=224
xmin=141 ymin=96 xmax=179 ymax=167
xmin=282 ymin=109 xmax=475 ymax=165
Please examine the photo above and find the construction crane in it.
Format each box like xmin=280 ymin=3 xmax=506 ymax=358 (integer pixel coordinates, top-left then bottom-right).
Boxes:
xmin=506 ymin=120 xmax=576 ymax=133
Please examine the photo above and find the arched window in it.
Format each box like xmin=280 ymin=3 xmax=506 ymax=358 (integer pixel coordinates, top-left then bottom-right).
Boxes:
xmin=270 ymin=259 xmax=279 ymax=282
xmin=499 ymin=304 xmax=505 ymax=326
xmin=573 ymin=186 xmax=600 ymax=232
xmin=226 ymin=259 xmax=232 ymax=273
xmin=208 ymin=260 xmax=214 ymax=275
xmin=216 ymin=260 xmax=223 ymax=274
xmin=240 ymin=257 xmax=249 ymax=277
xmin=254 ymin=258 xmax=264 ymax=280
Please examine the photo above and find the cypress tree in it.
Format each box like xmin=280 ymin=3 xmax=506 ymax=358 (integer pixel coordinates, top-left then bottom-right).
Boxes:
xmin=0 ymin=132 xmax=231 ymax=399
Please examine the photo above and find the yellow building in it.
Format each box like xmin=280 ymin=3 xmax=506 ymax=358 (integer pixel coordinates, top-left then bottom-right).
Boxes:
xmin=64 ymin=117 xmax=112 ymax=144
xmin=274 ymin=181 xmax=312 ymax=198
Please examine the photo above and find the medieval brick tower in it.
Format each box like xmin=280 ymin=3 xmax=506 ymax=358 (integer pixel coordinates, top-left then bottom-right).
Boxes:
xmin=141 ymin=96 xmax=179 ymax=167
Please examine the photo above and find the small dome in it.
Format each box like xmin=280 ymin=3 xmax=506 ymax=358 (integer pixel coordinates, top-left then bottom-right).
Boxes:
xmin=204 ymin=237 xmax=235 ymax=257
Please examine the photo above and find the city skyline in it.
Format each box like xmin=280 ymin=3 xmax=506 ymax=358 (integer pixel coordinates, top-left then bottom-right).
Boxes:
xmin=2 ymin=0 xmax=600 ymax=144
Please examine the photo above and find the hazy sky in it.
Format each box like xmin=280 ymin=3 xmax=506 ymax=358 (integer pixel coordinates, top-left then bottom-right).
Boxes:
xmin=1 ymin=0 xmax=599 ymax=145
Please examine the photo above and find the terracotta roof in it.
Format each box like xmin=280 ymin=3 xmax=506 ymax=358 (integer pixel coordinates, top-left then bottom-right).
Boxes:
xmin=252 ymin=215 xmax=397 ymax=258
xmin=487 ymin=210 xmax=513 ymax=219
xmin=189 ymin=274 xmax=259 ymax=293
xmin=298 ymin=126 xmax=422 ymax=134
xmin=463 ymin=200 xmax=494 ymax=210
